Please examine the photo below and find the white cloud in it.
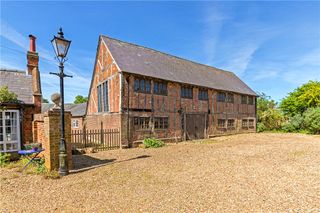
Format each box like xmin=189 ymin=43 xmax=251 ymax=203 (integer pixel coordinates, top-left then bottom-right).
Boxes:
xmin=252 ymin=70 xmax=279 ymax=81
xmin=202 ymin=5 xmax=230 ymax=65
xmin=0 ymin=21 xmax=91 ymax=102
xmin=202 ymin=5 xmax=282 ymax=77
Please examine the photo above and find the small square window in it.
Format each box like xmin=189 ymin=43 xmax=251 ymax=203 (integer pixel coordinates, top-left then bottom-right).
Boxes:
xmin=217 ymin=93 xmax=226 ymax=102
xmin=227 ymin=119 xmax=235 ymax=127
xmin=199 ymin=89 xmax=208 ymax=100
xmin=242 ymin=119 xmax=248 ymax=128
xmin=218 ymin=119 xmax=226 ymax=128
xmin=226 ymin=93 xmax=234 ymax=103
xmin=241 ymin=95 xmax=247 ymax=104
xmin=248 ymin=96 xmax=254 ymax=105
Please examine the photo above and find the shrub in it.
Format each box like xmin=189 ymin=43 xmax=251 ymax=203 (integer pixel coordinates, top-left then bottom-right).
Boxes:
xmin=143 ymin=137 xmax=165 ymax=148
xmin=0 ymin=153 xmax=11 ymax=167
xmin=257 ymin=122 xmax=266 ymax=132
xmin=282 ymin=114 xmax=304 ymax=132
xmin=259 ymin=108 xmax=284 ymax=130
xmin=303 ymin=107 xmax=320 ymax=134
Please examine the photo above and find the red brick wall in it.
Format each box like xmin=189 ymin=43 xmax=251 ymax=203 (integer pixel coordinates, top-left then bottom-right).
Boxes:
xmin=87 ymin=38 xmax=121 ymax=115
xmin=85 ymin=113 xmax=121 ymax=130
xmin=22 ymin=105 xmax=36 ymax=144
xmin=33 ymin=114 xmax=44 ymax=144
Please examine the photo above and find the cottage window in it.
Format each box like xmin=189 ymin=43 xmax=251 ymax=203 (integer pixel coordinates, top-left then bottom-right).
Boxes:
xmin=227 ymin=119 xmax=235 ymax=128
xmin=198 ymin=89 xmax=208 ymax=100
xmin=241 ymin=95 xmax=247 ymax=104
xmin=249 ymin=119 xmax=254 ymax=128
xmin=226 ymin=93 xmax=234 ymax=103
xmin=134 ymin=78 xmax=151 ymax=93
xmin=218 ymin=119 xmax=226 ymax=128
xmin=154 ymin=117 xmax=169 ymax=129
xmin=181 ymin=86 xmax=193 ymax=99
xmin=97 ymin=81 xmax=109 ymax=112
xmin=72 ymin=119 xmax=79 ymax=128
xmin=248 ymin=96 xmax=254 ymax=105
xmin=134 ymin=117 xmax=150 ymax=130
xmin=217 ymin=92 xmax=226 ymax=102
xmin=154 ymin=81 xmax=167 ymax=95
xmin=0 ymin=111 xmax=20 ymax=152
xmin=242 ymin=119 xmax=248 ymax=128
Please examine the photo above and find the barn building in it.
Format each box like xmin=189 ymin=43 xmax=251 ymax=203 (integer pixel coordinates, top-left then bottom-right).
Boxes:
xmin=85 ymin=36 xmax=257 ymax=147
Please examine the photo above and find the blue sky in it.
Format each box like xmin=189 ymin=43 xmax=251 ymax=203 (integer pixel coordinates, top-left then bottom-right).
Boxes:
xmin=1 ymin=1 xmax=319 ymax=103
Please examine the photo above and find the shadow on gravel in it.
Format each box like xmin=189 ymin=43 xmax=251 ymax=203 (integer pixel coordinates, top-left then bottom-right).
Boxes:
xmin=70 ymin=155 xmax=151 ymax=174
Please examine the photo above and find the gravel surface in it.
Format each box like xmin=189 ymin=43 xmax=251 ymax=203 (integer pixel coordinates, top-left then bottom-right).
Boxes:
xmin=1 ymin=133 xmax=320 ymax=212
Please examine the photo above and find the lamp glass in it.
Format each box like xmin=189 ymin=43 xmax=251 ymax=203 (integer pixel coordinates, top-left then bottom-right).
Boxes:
xmin=51 ymin=36 xmax=71 ymax=59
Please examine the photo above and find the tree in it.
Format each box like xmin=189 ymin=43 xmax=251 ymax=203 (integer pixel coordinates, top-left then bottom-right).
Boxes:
xmin=280 ymin=81 xmax=320 ymax=117
xmin=74 ymin=95 xmax=88 ymax=104
xmin=0 ymin=86 xmax=18 ymax=103
xmin=42 ymin=98 xmax=49 ymax=103
xmin=257 ymin=92 xmax=277 ymax=119
xmin=257 ymin=92 xmax=284 ymax=131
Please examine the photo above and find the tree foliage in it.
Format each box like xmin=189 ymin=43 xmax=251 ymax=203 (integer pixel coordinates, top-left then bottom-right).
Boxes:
xmin=0 ymin=86 xmax=18 ymax=103
xmin=303 ymin=107 xmax=320 ymax=134
xmin=280 ymin=81 xmax=320 ymax=117
xmin=42 ymin=98 xmax=49 ymax=103
xmin=74 ymin=95 xmax=88 ymax=104
xmin=257 ymin=93 xmax=284 ymax=131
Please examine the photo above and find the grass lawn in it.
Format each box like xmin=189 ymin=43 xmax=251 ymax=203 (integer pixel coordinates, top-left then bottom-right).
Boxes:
xmin=1 ymin=133 xmax=320 ymax=212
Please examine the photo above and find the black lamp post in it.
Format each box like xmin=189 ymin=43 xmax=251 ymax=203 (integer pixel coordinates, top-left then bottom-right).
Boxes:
xmin=50 ymin=28 xmax=72 ymax=176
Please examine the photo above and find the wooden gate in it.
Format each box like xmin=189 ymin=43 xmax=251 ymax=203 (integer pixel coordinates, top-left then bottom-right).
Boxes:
xmin=185 ymin=113 xmax=207 ymax=140
xmin=70 ymin=128 xmax=121 ymax=151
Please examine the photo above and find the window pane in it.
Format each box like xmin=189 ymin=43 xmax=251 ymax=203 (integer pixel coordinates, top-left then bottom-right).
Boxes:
xmin=97 ymin=85 xmax=102 ymax=112
xmin=140 ymin=79 xmax=145 ymax=92
xmin=134 ymin=79 xmax=140 ymax=91
xmin=154 ymin=82 xmax=159 ymax=94
xmin=145 ymin=80 xmax=151 ymax=93
xmin=241 ymin=95 xmax=247 ymax=104
xmin=103 ymin=81 xmax=109 ymax=112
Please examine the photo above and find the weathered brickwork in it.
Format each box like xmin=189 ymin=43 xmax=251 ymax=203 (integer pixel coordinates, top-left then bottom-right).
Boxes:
xmin=87 ymin=40 xmax=121 ymax=115
xmin=86 ymin=37 xmax=257 ymax=147
xmin=42 ymin=110 xmax=73 ymax=171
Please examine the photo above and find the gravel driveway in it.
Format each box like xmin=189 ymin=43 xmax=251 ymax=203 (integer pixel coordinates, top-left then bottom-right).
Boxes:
xmin=1 ymin=133 xmax=320 ymax=212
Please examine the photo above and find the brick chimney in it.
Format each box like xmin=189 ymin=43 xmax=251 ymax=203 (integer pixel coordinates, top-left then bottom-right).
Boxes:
xmin=27 ymin=34 xmax=42 ymax=113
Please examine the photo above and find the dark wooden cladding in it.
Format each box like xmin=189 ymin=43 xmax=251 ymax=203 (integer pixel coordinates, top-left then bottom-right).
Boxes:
xmin=70 ymin=128 xmax=120 ymax=151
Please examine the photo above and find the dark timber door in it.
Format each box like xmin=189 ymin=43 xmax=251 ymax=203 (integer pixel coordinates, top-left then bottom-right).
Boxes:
xmin=186 ymin=113 xmax=206 ymax=140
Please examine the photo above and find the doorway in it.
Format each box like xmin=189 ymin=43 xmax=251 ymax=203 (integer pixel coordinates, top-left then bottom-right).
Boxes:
xmin=185 ymin=113 xmax=207 ymax=140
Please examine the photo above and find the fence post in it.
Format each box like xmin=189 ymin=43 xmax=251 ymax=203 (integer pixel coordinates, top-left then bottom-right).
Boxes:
xmin=83 ymin=126 xmax=87 ymax=148
xmin=100 ymin=122 xmax=104 ymax=145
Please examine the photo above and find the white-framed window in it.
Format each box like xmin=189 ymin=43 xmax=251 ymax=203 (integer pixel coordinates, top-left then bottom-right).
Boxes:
xmin=0 ymin=110 xmax=21 ymax=152
xmin=72 ymin=119 xmax=79 ymax=128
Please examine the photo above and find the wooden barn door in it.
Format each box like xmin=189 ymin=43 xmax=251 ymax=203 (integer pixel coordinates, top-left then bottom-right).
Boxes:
xmin=185 ymin=113 xmax=206 ymax=140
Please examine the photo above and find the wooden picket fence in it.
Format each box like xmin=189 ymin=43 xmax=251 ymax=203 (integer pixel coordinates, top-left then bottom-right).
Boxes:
xmin=70 ymin=128 xmax=121 ymax=151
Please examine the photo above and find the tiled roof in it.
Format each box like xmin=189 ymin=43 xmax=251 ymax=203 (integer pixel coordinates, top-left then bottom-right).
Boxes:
xmin=0 ymin=69 xmax=33 ymax=104
xmin=102 ymin=36 xmax=257 ymax=96
xmin=42 ymin=103 xmax=87 ymax=117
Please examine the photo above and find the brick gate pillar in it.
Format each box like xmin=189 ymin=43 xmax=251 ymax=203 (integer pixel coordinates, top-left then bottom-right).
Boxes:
xmin=43 ymin=109 xmax=73 ymax=171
